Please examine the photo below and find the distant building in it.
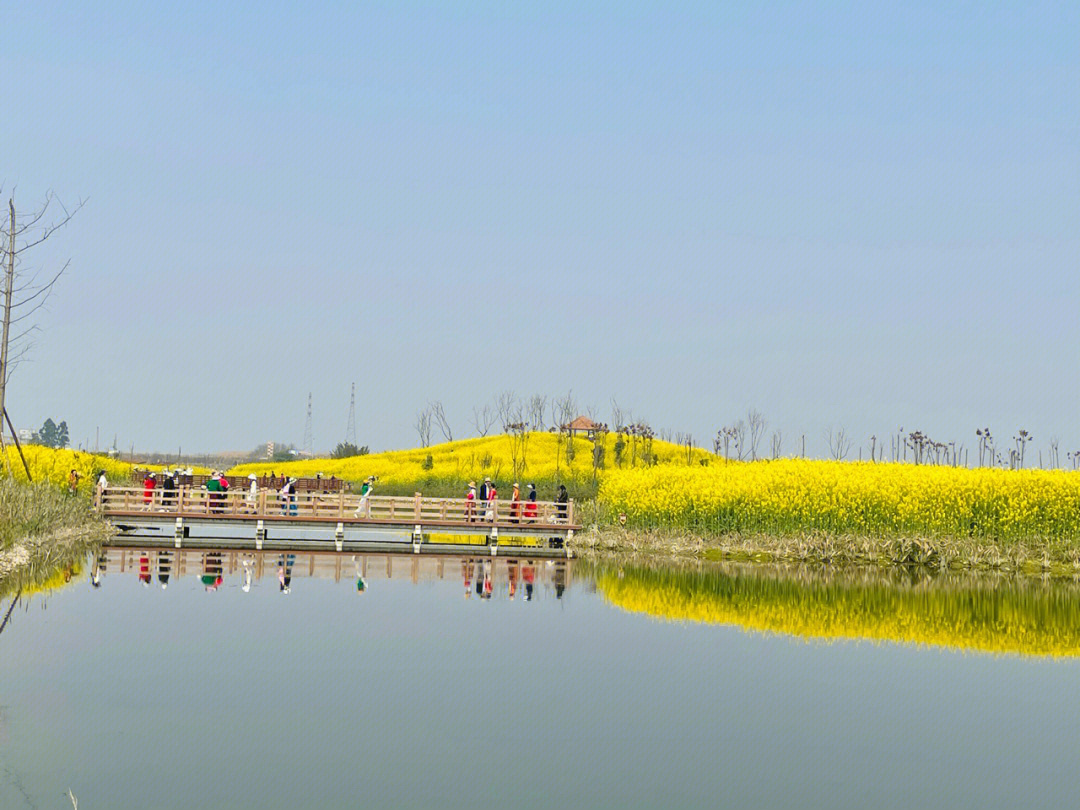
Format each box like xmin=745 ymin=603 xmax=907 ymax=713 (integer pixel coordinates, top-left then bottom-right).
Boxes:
xmin=18 ymin=429 xmax=33 ymax=443
xmin=563 ymin=416 xmax=604 ymax=439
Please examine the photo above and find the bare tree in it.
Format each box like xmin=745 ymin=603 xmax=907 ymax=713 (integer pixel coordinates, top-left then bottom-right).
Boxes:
xmin=770 ymin=429 xmax=782 ymax=460
xmin=414 ymin=407 xmax=432 ymax=448
xmin=527 ymin=393 xmax=547 ymax=431
xmin=610 ymin=398 xmax=624 ymax=431
xmin=826 ymin=426 xmax=852 ymax=460
xmin=1 ymin=192 xmax=84 ymax=460
xmin=733 ymin=420 xmax=747 ymax=460
xmin=495 ymin=390 xmax=517 ymax=433
xmin=746 ymin=409 xmax=766 ymax=461
xmin=429 ymin=400 xmax=453 ymax=442
xmin=471 ymin=403 xmax=496 ymax=437
xmin=554 ymin=390 xmax=576 ymax=430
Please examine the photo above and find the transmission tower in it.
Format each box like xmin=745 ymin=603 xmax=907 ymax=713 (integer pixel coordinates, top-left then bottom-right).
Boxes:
xmin=346 ymin=382 xmax=357 ymax=445
xmin=302 ymin=393 xmax=313 ymax=456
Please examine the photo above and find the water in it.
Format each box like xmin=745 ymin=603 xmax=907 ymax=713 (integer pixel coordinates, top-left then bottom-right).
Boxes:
xmin=2 ymin=546 xmax=1079 ymax=809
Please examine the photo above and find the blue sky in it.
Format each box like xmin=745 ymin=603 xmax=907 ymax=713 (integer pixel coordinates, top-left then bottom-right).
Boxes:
xmin=4 ymin=1 xmax=1078 ymax=458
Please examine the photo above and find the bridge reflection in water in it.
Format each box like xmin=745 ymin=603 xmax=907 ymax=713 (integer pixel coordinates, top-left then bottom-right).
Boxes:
xmin=93 ymin=544 xmax=573 ymax=600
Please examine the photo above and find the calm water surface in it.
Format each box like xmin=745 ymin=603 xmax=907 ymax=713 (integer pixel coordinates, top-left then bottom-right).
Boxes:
xmin=1 ymin=547 xmax=1079 ymax=809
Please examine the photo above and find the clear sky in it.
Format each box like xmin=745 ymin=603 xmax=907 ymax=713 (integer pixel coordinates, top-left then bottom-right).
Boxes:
xmin=3 ymin=1 xmax=1078 ymax=459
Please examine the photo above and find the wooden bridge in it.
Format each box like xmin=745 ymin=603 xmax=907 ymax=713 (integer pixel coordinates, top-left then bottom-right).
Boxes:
xmin=96 ymin=486 xmax=579 ymax=556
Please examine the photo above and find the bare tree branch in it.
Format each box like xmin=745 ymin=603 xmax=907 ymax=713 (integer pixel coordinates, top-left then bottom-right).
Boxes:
xmin=429 ymin=400 xmax=453 ymax=443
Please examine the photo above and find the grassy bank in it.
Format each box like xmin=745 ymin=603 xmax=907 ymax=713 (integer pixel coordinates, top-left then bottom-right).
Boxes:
xmin=0 ymin=477 xmax=112 ymax=597
xmin=573 ymin=525 xmax=1080 ymax=575
xmin=586 ymin=558 xmax=1080 ymax=657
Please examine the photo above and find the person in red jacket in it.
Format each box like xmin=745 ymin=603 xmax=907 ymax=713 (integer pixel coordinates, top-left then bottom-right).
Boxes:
xmin=142 ymin=473 xmax=156 ymax=510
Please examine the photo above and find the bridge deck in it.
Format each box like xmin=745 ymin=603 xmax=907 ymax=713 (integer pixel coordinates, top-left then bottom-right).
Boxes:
xmin=98 ymin=486 xmax=579 ymax=554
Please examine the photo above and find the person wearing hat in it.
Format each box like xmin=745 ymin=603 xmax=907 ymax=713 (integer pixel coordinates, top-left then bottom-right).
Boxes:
xmin=464 ymin=480 xmax=477 ymax=522
xmin=524 ymin=483 xmax=538 ymax=522
xmin=353 ymin=475 xmax=374 ymax=518
xmin=142 ymin=472 xmax=157 ymax=510
xmin=478 ymin=476 xmax=490 ymax=503
xmin=510 ymin=482 xmax=521 ymax=524
xmin=485 ymin=479 xmax=498 ymax=522
xmin=280 ymin=477 xmax=299 ymax=516
xmin=206 ymin=471 xmax=224 ymax=514
xmin=160 ymin=468 xmax=177 ymax=510
xmin=245 ymin=473 xmax=259 ymax=514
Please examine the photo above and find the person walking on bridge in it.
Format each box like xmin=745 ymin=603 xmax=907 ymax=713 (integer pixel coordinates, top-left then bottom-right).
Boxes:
xmin=353 ymin=476 xmax=374 ymax=517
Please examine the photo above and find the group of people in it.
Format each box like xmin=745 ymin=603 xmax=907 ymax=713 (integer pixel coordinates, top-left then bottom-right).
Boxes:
xmin=464 ymin=478 xmax=570 ymax=523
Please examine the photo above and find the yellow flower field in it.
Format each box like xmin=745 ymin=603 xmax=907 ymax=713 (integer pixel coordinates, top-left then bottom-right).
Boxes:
xmin=3 ymin=445 xmax=135 ymax=487
xmin=593 ymin=562 xmax=1080 ymax=657
xmin=599 ymin=459 xmax=1080 ymax=542
xmin=229 ymin=432 xmax=710 ymax=494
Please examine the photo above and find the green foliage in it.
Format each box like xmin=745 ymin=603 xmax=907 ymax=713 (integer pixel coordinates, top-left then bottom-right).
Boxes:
xmin=332 ymin=442 xmax=369 ymax=459
xmin=34 ymin=418 xmax=70 ymax=449
xmin=421 ymin=454 xmax=434 ymax=470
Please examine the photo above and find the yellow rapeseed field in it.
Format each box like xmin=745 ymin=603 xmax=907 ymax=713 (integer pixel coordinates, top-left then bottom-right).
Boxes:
xmin=599 ymin=459 xmax=1080 ymax=541
xmin=229 ymin=432 xmax=709 ymax=494
xmin=4 ymin=445 xmax=135 ymax=487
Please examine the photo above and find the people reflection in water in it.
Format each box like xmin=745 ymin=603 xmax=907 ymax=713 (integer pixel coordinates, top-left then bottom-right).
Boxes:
xmin=90 ymin=552 xmax=107 ymax=588
xmin=202 ymin=552 xmax=224 ymax=591
xmin=522 ymin=560 xmax=535 ymax=601
xmin=138 ymin=552 xmax=152 ymax=587
xmin=507 ymin=561 xmax=518 ymax=600
xmin=157 ymin=551 xmax=173 ymax=589
xmin=481 ymin=559 xmax=493 ymax=599
xmin=241 ymin=556 xmax=254 ymax=593
xmin=461 ymin=558 xmax=471 ymax=598
xmin=553 ymin=560 xmax=567 ymax=599
xmin=354 ymin=555 xmax=367 ymax=593
xmin=278 ymin=553 xmax=295 ymax=593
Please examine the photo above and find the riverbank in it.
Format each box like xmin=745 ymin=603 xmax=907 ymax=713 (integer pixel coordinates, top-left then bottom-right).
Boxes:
xmin=571 ymin=525 xmax=1080 ymax=576
xmin=0 ymin=478 xmax=113 ymax=596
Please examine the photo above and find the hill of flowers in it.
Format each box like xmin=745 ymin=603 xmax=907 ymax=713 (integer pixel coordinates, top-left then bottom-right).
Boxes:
xmin=598 ymin=459 xmax=1080 ymax=542
xmin=4 ymin=445 xmax=135 ymax=486
xmin=228 ymin=432 xmax=711 ymax=495
xmin=592 ymin=562 xmax=1080 ymax=657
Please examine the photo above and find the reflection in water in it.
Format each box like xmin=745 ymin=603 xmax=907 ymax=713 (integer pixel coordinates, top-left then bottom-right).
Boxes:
xmin=87 ymin=546 xmax=573 ymax=603
xmin=588 ymin=558 xmax=1080 ymax=658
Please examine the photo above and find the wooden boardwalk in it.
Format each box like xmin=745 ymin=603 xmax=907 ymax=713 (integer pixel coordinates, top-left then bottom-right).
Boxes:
xmin=96 ymin=486 xmax=579 ymax=556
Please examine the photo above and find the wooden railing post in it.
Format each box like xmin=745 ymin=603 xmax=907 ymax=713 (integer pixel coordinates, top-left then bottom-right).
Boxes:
xmin=178 ymin=486 xmax=186 ymax=514
xmin=414 ymin=492 xmax=421 ymax=520
xmin=339 ymin=489 xmax=345 ymax=518
xmin=568 ymin=499 xmax=575 ymax=525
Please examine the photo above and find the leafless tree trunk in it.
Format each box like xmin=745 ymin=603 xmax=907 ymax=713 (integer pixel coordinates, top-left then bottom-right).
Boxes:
xmin=610 ymin=398 xmax=624 ymax=431
xmin=1 ymin=192 xmax=84 ymax=472
xmin=471 ymin=403 xmax=496 ymax=437
xmin=770 ymin=429 xmax=782 ymax=459
xmin=414 ymin=407 xmax=432 ymax=447
xmin=554 ymin=390 xmax=576 ymax=430
xmin=495 ymin=390 xmax=517 ymax=433
xmin=746 ymin=409 xmax=766 ymax=460
xmin=527 ymin=394 xmax=547 ymax=431
xmin=827 ymin=426 xmax=852 ymax=460
xmin=733 ymin=420 xmax=747 ymax=460
xmin=429 ymin=400 xmax=453 ymax=442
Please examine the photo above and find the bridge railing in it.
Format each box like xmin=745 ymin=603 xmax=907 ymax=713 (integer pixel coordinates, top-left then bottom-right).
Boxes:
xmin=95 ymin=486 xmax=576 ymax=526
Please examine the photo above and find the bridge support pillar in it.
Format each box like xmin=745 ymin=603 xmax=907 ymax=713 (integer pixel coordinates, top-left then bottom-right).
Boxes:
xmin=336 ymin=522 xmax=344 ymax=552
xmin=413 ymin=524 xmax=422 ymax=554
xmin=174 ymin=518 xmax=183 ymax=549
xmin=256 ymin=520 xmax=265 ymax=551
